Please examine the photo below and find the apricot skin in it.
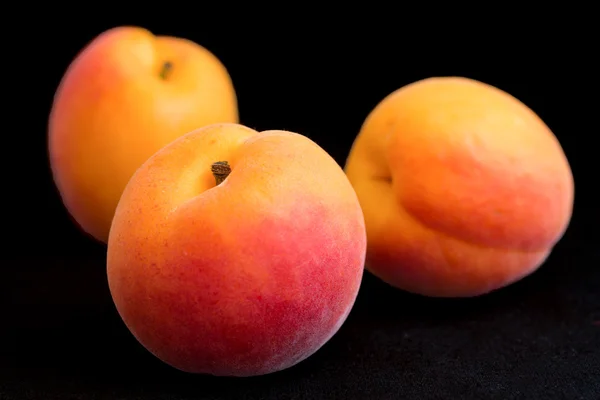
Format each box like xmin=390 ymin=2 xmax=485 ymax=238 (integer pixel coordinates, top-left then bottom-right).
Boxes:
xmin=344 ymin=77 xmax=574 ymax=298
xmin=107 ymin=123 xmax=366 ymax=376
xmin=48 ymin=26 xmax=238 ymax=243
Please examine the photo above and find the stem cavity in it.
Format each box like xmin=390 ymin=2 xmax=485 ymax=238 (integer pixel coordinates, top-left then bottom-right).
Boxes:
xmin=160 ymin=61 xmax=173 ymax=80
xmin=211 ymin=161 xmax=231 ymax=185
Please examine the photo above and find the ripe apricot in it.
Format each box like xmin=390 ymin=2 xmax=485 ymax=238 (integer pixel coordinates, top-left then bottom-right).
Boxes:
xmin=49 ymin=26 xmax=238 ymax=242
xmin=345 ymin=77 xmax=574 ymax=297
xmin=107 ymin=123 xmax=366 ymax=376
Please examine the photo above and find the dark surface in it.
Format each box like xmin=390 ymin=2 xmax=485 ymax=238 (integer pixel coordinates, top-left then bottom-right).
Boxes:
xmin=2 ymin=239 xmax=600 ymax=400
xmin=3 ymin=15 xmax=598 ymax=400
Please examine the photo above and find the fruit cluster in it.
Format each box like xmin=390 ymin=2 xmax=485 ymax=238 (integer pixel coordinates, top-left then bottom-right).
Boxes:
xmin=48 ymin=27 xmax=574 ymax=377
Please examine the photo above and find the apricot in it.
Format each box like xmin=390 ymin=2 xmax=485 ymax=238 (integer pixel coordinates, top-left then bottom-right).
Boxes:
xmin=48 ymin=26 xmax=238 ymax=243
xmin=344 ymin=77 xmax=574 ymax=297
xmin=106 ymin=123 xmax=366 ymax=376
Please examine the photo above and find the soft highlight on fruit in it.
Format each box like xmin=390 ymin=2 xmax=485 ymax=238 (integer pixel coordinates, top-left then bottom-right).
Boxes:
xmin=344 ymin=76 xmax=574 ymax=298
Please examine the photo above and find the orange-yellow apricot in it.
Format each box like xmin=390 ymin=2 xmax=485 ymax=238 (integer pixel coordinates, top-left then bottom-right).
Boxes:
xmin=49 ymin=26 xmax=238 ymax=243
xmin=345 ymin=77 xmax=574 ymax=297
xmin=107 ymin=123 xmax=366 ymax=376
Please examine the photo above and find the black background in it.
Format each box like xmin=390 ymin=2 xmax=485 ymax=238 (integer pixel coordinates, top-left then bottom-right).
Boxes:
xmin=2 ymin=13 xmax=598 ymax=400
